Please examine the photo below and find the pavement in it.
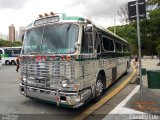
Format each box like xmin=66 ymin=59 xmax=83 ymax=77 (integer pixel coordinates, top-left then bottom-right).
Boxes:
xmin=103 ymin=59 xmax=160 ymax=120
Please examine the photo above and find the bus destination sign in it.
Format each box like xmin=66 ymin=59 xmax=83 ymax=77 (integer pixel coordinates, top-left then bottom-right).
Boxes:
xmin=34 ymin=16 xmax=60 ymax=26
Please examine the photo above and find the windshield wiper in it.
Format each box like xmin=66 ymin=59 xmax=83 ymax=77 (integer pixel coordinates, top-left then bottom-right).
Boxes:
xmin=40 ymin=51 xmax=58 ymax=54
xmin=27 ymin=52 xmax=39 ymax=55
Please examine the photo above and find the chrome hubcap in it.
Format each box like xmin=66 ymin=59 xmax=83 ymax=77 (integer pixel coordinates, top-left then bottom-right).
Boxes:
xmin=96 ymin=79 xmax=103 ymax=96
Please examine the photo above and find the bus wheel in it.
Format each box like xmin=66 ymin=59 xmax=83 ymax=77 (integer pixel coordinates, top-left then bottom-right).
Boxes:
xmin=5 ymin=60 xmax=10 ymax=65
xmin=11 ymin=60 xmax=16 ymax=65
xmin=93 ymin=75 xmax=104 ymax=102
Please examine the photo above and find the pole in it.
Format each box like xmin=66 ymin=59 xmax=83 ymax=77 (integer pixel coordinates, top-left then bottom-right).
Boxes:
xmin=114 ymin=0 xmax=116 ymax=34
xmin=136 ymin=1 xmax=143 ymax=103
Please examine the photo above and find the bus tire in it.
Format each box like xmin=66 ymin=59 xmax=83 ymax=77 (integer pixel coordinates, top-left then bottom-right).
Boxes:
xmin=93 ymin=75 xmax=104 ymax=102
xmin=11 ymin=60 xmax=16 ymax=65
xmin=5 ymin=60 xmax=10 ymax=65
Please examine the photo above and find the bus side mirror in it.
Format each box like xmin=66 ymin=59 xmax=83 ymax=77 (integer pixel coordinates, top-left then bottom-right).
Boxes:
xmin=84 ymin=25 xmax=93 ymax=33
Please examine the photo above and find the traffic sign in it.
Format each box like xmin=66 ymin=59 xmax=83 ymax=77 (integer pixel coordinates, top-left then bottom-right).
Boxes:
xmin=128 ymin=0 xmax=146 ymax=21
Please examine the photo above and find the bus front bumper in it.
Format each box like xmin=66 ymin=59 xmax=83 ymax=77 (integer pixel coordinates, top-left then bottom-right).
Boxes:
xmin=19 ymin=84 xmax=92 ymax=108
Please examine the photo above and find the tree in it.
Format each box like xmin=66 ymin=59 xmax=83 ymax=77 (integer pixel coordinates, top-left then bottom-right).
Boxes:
xmin=118 ymin=3 xmax=129 ymax=25
xmin=0 ymin=39 xmax=22 ymax=47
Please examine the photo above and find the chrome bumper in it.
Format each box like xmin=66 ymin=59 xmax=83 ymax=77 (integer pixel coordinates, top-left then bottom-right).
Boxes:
xmin=19 ymin=84 xmax=91 ymax=108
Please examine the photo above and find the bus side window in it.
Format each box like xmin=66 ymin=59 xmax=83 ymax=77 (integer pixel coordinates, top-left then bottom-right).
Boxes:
xmin=102 ymin=37 xmax=114 ymax=52
xmin=123 ymin=44 xmax=127 ymax=52
xmin=102 ymin=37 xmax=110 ymax=51
xmin=115 ymin=42 xmax=122 ymax=52
xmin=110 ymin=40 xmax=114 ymax=51
xmin=81 ymin=26 xmax=93 ymax=53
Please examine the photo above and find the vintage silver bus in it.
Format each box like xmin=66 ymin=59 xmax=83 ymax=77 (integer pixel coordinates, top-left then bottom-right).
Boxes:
xmin=20 ymin=12 xmax=130 ymax=108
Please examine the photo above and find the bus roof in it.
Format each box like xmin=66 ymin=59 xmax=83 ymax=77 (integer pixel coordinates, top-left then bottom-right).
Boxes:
xmin=28 ymin=13 xmax=128 ymax=44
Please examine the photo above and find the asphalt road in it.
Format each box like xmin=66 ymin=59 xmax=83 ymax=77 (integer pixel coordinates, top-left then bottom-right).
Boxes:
xmin=0 ymin=65 xmax=137 ymax=120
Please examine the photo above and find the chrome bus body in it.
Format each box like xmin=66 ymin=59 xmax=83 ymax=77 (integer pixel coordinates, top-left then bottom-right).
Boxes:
xmin=19 ymin=14 xmax=130 ymax=108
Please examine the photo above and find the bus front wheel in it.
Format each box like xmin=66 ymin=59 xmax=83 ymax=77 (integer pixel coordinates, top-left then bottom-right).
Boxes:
xmin=5 ymin=60 xmax=10 ymax=65
xmin=93 ymin=75 xmax=104 ymax=102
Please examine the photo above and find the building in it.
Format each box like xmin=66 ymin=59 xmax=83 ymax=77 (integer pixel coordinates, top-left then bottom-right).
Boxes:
xmin=8 ymin=24 xmax=15 ymax=42
xmin=0 ymin=32 xmax=8 ymax=40
xmin=15 ymin=30 xmax=19 ymax=41
xmin=19 ymin=26 xmax=26 ymax=41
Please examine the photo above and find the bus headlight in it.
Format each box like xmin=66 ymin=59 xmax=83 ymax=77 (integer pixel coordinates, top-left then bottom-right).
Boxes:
xmin=62 ymin=79 xmax=69 ymax=87
xmin=22 ymin=75 xmax=27 ymax=81
xmin=62 ymin=80 xmax=80 ymax=91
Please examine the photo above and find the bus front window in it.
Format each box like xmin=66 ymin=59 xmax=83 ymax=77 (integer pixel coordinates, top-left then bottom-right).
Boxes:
xmin=22 ymin=23 xmax=79 ymax=54
xmin=23 ymin=27 xmax=43 ymax=54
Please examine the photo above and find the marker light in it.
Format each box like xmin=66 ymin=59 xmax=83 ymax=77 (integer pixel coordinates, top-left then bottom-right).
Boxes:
xmin=62 ymin=80 xmax=69 ymax=87
xmin=44 ymin=13 xmax=48 ymax=16
xmin=61 ymin=56 xmax=65 ymax=61
xmin=39 ymin=14 xmax=43 ymax=18
xmin=50 ymin=12 xmax=55 ymax=15
xmin=66 ymin=55 xmax=71 ymax=61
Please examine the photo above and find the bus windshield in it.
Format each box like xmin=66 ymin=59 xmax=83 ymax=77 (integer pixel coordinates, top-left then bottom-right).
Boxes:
xmin=22 ymin=23 xmax=79 ymax=54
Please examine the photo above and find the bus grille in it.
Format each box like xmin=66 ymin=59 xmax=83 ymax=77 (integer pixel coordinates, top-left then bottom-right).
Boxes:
xmin=21 ymin=61 xmax=78 ymax=88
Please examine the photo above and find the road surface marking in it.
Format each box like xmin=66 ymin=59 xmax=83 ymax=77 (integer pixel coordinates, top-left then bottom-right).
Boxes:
xmin=109 ymin=85 xmax=140 ymax=114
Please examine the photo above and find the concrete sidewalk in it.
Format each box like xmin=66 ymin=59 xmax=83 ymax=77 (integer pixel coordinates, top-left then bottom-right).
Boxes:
xmin=103 ymin=59 xmax=160 ymax=120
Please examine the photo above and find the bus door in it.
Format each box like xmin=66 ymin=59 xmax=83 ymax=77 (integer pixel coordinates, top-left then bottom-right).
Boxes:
xmin=80 ymin=24 xmax=94 ymax=82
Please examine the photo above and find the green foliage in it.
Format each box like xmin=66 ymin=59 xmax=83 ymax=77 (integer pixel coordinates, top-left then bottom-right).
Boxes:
xmin=147 ymin=0 xmax=160 ymax=5
xmin=156 ymin=44 xmax=160 ymax=54
xmin=0 ymin=39 xmax=22 ymax=47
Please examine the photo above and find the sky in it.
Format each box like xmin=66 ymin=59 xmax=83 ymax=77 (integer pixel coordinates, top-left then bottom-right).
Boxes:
xmin=0 ymin=0 xmax=131 ymax=34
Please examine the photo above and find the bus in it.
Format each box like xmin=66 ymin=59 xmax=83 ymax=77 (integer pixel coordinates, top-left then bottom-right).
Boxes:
xmin=19 ymin=12 xmax=130 ymax=108
xmin=0 ymin=47 xmax=22 ymax=65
